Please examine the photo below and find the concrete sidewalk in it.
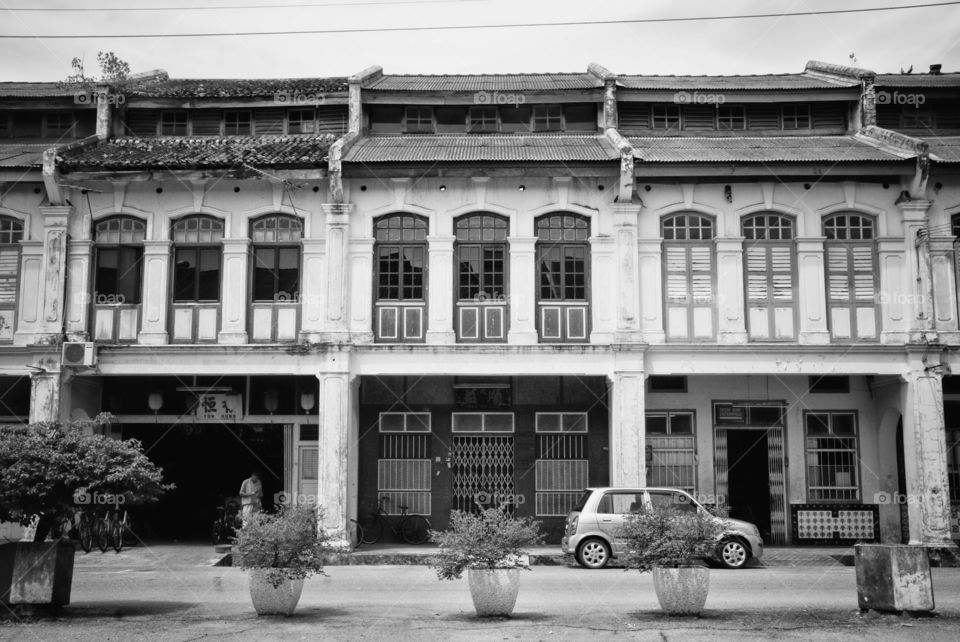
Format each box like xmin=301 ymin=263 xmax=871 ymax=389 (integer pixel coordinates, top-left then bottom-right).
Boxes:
xmin=5 ymin=560 xmax=960 ymax=641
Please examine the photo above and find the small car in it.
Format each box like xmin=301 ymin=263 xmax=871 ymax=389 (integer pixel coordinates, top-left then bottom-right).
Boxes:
xmin=561 ymin=487 xmax=763 ymax=569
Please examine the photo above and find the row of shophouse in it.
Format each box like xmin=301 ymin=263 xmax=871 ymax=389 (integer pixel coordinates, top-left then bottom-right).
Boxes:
xmin=0 ymin=59 xmax=958 ymax=547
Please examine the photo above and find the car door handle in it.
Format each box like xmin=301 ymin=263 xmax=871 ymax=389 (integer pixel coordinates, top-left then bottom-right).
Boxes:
xmin=601 ymin=518 xmax=612 ymax=522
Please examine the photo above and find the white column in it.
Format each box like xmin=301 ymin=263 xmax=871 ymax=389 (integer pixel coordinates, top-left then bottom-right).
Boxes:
xmin=610 ymin=371 xmax=646 ymax=487
xmin=795 ymin=237 xmax=830 ymax=345
xmin=29 ymin=372 xmax=61 ymax=423
xmin=612 ymin=204 xmax=642 ymax=343
xmin=316 ymin=353 xmax=354 ymax=547
xmin=298 ymin=238 xmax=325 ymax=342
xmin=637 ymin=238 xmax=665 ymax=344
xmin=138 ymin=240 xmax=171 ymax=345
xmin=900 ymin=202 xmax=934 ymax=341
xmin=507 ymin=236 xmax=538 ymax=344
xmin=64 ymin=239 xmax=92 ymax=341
xmin=715 ymin=237 xmax=747 ymax=344
xmin=321 ymin=203 xmax=352 ymax=342
xmin=348 ymin=238 xmax=374 ymax=343
xmin=425 ymin=235 xmax=456 ymax=344
xmin=218 ymin=238 xmax=249 ymax=344
xmin=589 ymin=234 xmax=615 ymax=344
xmin=901 ymin=364 xmax=955 ymax=546
xmin=37 ymin=205 xmax=70 ymax=341
xmin=929 ymin=237 xmax=959 ymax=343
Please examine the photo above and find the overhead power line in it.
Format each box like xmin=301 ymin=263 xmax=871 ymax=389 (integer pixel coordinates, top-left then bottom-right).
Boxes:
xmin=2 ymin=0 xmax=481 ymax=11
xmin=1 ymin=1 xmax=959 ymax=38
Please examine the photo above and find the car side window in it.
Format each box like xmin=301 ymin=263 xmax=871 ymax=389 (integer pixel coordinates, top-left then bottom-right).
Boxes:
xmin=648 ymin=491 xmax=698 ymax=513
xmin=600 ymin=492 xmax=644 ymax=514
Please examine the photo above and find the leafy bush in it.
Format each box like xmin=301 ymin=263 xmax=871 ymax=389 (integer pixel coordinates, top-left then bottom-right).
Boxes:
xmin=429 ymin=509 xmax=543 ymax=580
xmin=234 ymin=505 xmax=330 ymax=588
xmin=618 ymin=505 xmax=725 ymax=573
xmin=0 ymin=414 xmax=171 ymax=537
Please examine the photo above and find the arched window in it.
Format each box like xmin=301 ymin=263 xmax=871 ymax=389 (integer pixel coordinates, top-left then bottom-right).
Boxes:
xmin=823 ymin=213 xmax=878 ymax=340
xmin=454 ymin=213 xmax=508 ymax=342
xmin=172 ymin=215 xmax=223 ymax=302
xmin=94 ymin=216 xmax=145 ymax=304
xmin=251 ymin=214 xmax=302 ymax=302
xmin=536 ymin=213 xmax=589 ymax=342
xmin=0 ymin=216 xmax=24 ymax=342
xmin=374 ymin=214 xmax=428 ymax=342
xmin=742 ymin=213 xmax=795 ymax=340
xmin=662 ymin=213 xmax=715 ymax=341
xmin=455 ymin=214 xmax=507 ymax=301
xmin=375 ymin=214 xmax=427 ymax=301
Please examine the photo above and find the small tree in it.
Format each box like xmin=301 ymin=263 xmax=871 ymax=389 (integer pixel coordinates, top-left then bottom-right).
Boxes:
xmin=0 ymin=414 xmax=171 ymax=542
xmin=430 ymin=509 xmax=543 ymax=580
xmin=61 ymin=51 xmax=130 ymax=91
xmin=234 ymin=505 xmax=330 ymax=588
xmin=618 ymin=505 xmax=725 ymax=573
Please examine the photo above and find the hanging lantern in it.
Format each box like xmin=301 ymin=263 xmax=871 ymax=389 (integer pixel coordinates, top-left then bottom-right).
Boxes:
xmin=148 ymin=391 xmax=163 ymax=412
xmin=300 ymin=392 xmax=315 ymax=414
xmin=263 ymin=389 xmax=280 ymax=414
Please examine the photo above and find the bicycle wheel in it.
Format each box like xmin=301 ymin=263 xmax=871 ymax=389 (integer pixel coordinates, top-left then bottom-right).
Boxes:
xmin=93 ymin=519 xmax=109 ymax=553
xmin=361 ymin=517 xmax=383 ymax=545
xmin=400 ymin=515 xmax=431 ymax=545
xmin=78 ymin=515 xmax=93 ymax=553
xmin=111 ymin=515 xmax=125 ymax=553
xmin=352 ymin=522 xmax=364 ymax=548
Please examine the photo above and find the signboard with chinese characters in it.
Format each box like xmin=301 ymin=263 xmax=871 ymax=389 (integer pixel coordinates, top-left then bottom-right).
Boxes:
xmin=196 ymin=394 xmax=243 ymax=421
xmin=454 ymin=385 xmax=511 ymax=409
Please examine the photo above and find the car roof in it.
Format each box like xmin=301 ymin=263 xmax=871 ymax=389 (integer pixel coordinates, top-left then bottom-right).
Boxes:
xmin=586 ymin=487 xmax=691 ymax=493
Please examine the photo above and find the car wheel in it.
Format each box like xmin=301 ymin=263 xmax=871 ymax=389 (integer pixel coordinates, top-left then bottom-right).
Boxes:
xmin=576 ymin=538 xmax=611 ymax=569
xmin=717 ymin=538 xmax=750 ymax=569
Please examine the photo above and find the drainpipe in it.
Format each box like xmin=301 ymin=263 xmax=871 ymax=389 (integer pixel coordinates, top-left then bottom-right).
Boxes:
xmin=328 ymin=65 xmax=382 ymax=203
xmin=588 ymin=62 xmax=634 ymax=204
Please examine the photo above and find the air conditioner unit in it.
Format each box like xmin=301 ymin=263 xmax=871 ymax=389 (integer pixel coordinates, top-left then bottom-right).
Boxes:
xmin=62 ymin=342 xmax=96 ymax=367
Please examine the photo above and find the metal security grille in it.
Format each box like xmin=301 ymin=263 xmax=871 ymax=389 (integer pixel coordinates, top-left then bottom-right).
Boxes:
xmin=535 ymin=434 xmax=588 ymax=516
xmin=805 ymin=412 xmax=860 ymax=502
xmin=451 ymin=436 xmax=514 ymax=513
xmin=646 ymin=435 xmax=695 ymax=492
xmin=378 ymin=433 xmax=431 ymax=515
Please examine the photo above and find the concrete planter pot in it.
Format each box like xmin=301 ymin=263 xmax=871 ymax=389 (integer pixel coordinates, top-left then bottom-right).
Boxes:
xmin=248 ymin=570 xmax=304 ymax=616
xmin=0 ymin=541 xmax=75 ymax=607
xmin=467 ymin=568 xmax=520 ymax=617
xmin=855 ymin=544 xmax=934 ymax=613
xmin=651 ymin=566 xmax=710 ymax=616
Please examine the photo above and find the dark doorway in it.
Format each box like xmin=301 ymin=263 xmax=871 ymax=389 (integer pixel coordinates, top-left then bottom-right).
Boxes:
xmin=122 ymin=423 xmax=284 ymax=541
xmin=726 ymin=430 xmax=771 ymax=541
xmin=896 ymin=418 xmax=909 ymax=544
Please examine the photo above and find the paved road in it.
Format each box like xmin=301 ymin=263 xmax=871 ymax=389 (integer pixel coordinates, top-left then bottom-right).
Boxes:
xmin=4 ymin=557 xmax=960 ymax=641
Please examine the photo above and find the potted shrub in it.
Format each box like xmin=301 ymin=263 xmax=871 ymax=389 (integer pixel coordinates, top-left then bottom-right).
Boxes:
xmin=430 ymin=508 xmax=543 ymax=617
xmin=618 ymin=504 xmax=725 ymax=616
xmin=234 ymin=504 xmax=330 ymax=616
xmin=0 ymin=414 xmax=170 ymax=609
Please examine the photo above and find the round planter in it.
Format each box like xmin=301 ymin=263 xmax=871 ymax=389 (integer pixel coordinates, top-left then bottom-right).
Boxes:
xmin=248 ymin=570 xmax=304 ymax=616
xmin=467 ymin=568 xmax=520 ymax=617
xmin=651 ymin=566 xmax=710 ymax=616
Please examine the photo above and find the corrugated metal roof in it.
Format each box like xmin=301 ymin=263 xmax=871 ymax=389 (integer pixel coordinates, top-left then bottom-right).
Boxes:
xmin=59 ymin=135 xmax=336 ymax=170
xmin=364 ymin=73 xmax=602 ymax=92
xmin=618 ymin=74 xmax=857 ymax=90
xmin=875 ymin=73 xmax=960 ymax=88
xmin=929 ymin=137 xmax=960 ymax=163
xmin=0 ymin=143 xmax=51 ymax=168
xmin=628 ymin=136 xmax=914 ymax=163
xmin=0 ymin=82 xmax=83 ymax=98
xmin=125 ymin=77 xmax=349 ymax=98
xmin=342 ymin=135 xmax=619 ymax=163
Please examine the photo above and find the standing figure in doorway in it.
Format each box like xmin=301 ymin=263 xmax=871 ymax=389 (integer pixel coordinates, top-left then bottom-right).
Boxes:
xmin=239 ymin=471 xmax=263 ymax=524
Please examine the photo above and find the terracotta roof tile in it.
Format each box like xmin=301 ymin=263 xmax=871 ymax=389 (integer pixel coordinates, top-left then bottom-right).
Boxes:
xmin=618 ymin=74 xmax=857 ymax=91
xmin=0 ymin=82 xmax=84 ymax=98
xmin=364 ymin=74 xmax=602 ymax=92
xmin=342 ymin=135 xmax=619 ymax=162
xmin=875 ymin=73 xmax=960 ymax=88
xmin=628 ymin=136 xmax=914 ymax=163
xmin=125 ymin=77 xmax=349 ymax=98
xmin=929 ymin=137 xmax=960 ymax=163
xmin=58 ymin=135 xmax=336 ymax=170
xmin=0 ymin=143 xmax=51 ymax=168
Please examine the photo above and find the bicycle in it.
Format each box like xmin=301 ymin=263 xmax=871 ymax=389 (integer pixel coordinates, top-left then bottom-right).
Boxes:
xmin=359 ymin=496 xmax=431 ymax=545
xmin=91 ymin=508 xmax=129 ymax=553
xmin=212 ymin=497 xmax=243 ymax=546
xmin=76 ymin=510 xmax=95 ymax=553
xmin=349 ymin=518 xmax=365 ymax=548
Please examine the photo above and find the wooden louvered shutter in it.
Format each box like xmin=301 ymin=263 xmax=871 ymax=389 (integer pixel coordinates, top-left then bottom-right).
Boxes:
xmin=689 ymin=245 xmax=713 ymax=304
xmin=664 ymin=243 xmax=715 ymax=341
xmin=0 ymin=247 xmax=19 ymax=305
xmin=190 ymin=110 xmax=222 ymax=136
xmin=126 ymin=110 xmax=157 ymax=136
xmin=315 ymin=106 xmax=348 ymax=136
xmin=811 ymin=102 xmax=846 ymax=130
xmin=618 ymin=103 xmax=651 ymax=131
xmin=254 ymin=108 xmax=286 ymax=135
xmin=746 ymin=245 xmax=795 ymax=340
xmin=748 ymin=104 xmax=780 ymax=130
xmin=665 ymin=246 xmax=689 ymax=303
xmin=826 ymin=243 xmax=877 ymax=340
xmin=683 ymin=105 xmax=716 ymax=130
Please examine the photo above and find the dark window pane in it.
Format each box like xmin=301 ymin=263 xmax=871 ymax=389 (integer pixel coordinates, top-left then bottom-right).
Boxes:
xmin=197 ymin=248 xmax=221 ymax=301
xmin=277 ymin=247 xmax=300 ymax=296
xmin=173 ymin=248 xmax=196 ymax=301
xmin=252 ymin=247 xmax=276 ymax=301
xmin=564 ymin=104 xmax=595 ymax=131
xmin=95 ymin=248 xmax=118 ymax=299
xmin=117 ymin=246 xmax=142 ymax=303
xmin=435 ymin=106 xmax=467 ymax=133
xmin=370 ymin=105 xmax=403 ymax=134
xmin=500 ymin=105 xmax=532 ymax=133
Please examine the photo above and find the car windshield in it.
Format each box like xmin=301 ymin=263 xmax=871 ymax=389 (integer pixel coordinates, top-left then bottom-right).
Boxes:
xmin=571 ymin=490 xmax=592 ymax=512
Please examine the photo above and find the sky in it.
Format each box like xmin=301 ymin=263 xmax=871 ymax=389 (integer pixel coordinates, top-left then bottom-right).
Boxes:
xmin=0 ymin=0 xmax=958 ymax=81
